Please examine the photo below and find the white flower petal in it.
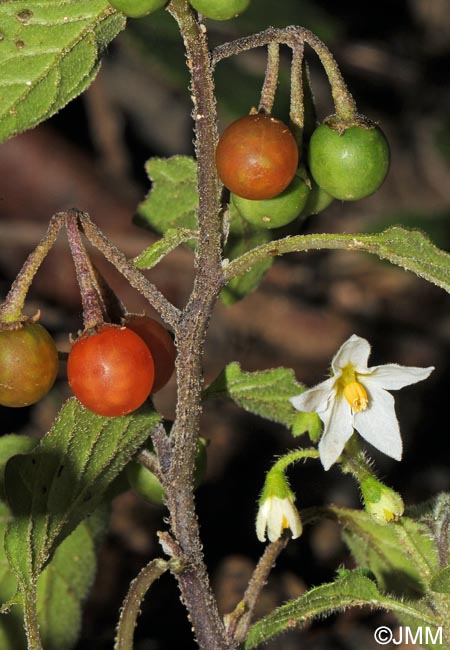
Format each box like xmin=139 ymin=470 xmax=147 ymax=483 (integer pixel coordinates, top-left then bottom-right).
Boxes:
xmin=353 ymin=385 xmax=402 ymax=461
xmin=332 ymin=334 xmax=371 ymax=375
xmin=290 ymin=377 xmax=336 ymax=413
xmin=285 ymin=502 xmax=303 ymax=539
xmin=267 ymin=498 xmax=285 ymax=542
xmin=256 ymin=500 xmax=270 ymax=542
xmin=318 ymin=395 xmax=354 ymax=470
xmin=363 ymin=364 xmax=434 ymax=390
xmin=257 ymin=496 xmax=302 ymax=542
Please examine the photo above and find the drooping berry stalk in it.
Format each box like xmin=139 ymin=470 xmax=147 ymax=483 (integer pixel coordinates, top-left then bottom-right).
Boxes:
xmin=0 ymin=214 xmax=65 ymax=323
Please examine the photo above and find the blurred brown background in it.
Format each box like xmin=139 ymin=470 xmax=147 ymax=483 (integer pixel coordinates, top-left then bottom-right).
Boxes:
xmin=0 ymin=0 xmax=449 ymax=648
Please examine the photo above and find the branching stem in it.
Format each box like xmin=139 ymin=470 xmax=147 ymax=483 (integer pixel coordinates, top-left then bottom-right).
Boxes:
xmin=78 ymin=212 xmax=181 ymax=330
xmin=212 ymin=27 xmax=357 ymax=122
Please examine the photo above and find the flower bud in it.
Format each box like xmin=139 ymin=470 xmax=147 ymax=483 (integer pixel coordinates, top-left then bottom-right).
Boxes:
xmin=360 ymin=476 xmax=404 ymax=525
xmin=256 ymin=470 xmax=302 ymax=542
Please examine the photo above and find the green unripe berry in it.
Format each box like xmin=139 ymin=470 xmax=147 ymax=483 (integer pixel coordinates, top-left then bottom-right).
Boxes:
xmin=308 ymin=123 xmax=390 ymax=201
xmin=189 ymin=0 xmax=250 ymax=21
xmin=231 ymin=173 xmax=310 ymax=229
xmin=108 ymin=0 xmax=167 ymax=18
xmin=299 ymin=180 xmax=334 ymax=218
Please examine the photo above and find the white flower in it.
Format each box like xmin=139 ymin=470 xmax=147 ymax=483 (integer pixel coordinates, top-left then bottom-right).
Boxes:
xmin=290 ymin=334 xmax=434 ymax=471
xmin=256 ymin=494 xmax=302 ymax=543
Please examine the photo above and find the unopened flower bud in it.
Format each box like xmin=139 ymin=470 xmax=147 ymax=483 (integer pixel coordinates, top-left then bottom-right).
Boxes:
xmin=361 ymin=476 xmax=404 ymax=525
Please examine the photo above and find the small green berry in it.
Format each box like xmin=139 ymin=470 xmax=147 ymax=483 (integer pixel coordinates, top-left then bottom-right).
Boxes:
xmin=308 ymin=123 xmax=390 ymax=201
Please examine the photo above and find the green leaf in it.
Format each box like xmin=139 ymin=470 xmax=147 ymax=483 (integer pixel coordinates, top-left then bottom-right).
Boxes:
xmin=204 ymin=363 xmax=307 ymax=432
xmin=363 ymin=227 xmax=450 ymax=292
xmin=0 ymin=501 xmax=108 ymax=650
xmin=134 ymin=227 xmax=198 ymax=270
xmin=0 ymin=435 xmax=37 ymax=501
xmin=221 ymin=203 xmax=273 ymax=305
xmin=135 ymin=156 xmax=198 ymax=234
xmin=408 ymin=493 xmax=450 ymax=566
xmin=37 ymin=507 xmax=108 ymax=650
xmin=0 ymin=1 xmax=125 ymax=143
xmin=225 ymin=227 xmax=450 ymax=295
xmin=430 ymin=567 xmax=450 ymax=595
xmin=244 ymin=569 xmax=437 ymax=649
xmin=4 ymin=398 xmax=160 ymax=591
xmin=332 ymin=507 xmax=440 ymax=598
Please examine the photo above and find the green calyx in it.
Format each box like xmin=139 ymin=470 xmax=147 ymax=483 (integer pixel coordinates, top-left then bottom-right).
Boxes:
xmin=188 ymin=0 xmax=250 ymax=21
xmin=360 ymin=476 xmax=404 ymax=525
xmin=108 ymin=0 xmax=167 ymax=18
xmin=308 ymin=122 xmax=390 ymax=201
xmin=260 ymin=468 xmax=293 ymax=505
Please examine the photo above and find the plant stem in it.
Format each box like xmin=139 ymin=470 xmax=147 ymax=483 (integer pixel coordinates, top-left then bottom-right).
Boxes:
xmin=137 ymin=448 xmax=162 ymax=481
xmin=289 ymin=43 xmax=305 ymax=136
xmin=0 ymin=214 xmax=65 ymax=323
xmin=212 ymin=27 xmax=357 ymax=122
xmin=66 ymin=211 xmax=105 ymax=330
xmin=258 ymin=42 xmax=280 ymax=115
xmin=225 ymin=533 xmax=290 ymax=644
xmin=271 ymin=448 xmax=320 ymax=474
xmin=114 ymin=558 xmax=169 ymax=650
xmin=23 ymin=590 xmax=43 ymax=650
xmin=221 ymin=231 xmax=389 ymax=282
xmin=340 ymin=434 xmax=374 ymax=482
xmin=78 ymin=212 xmax=181 ymax=331
xmin=161 ymin=2 xmax=232 ymax=649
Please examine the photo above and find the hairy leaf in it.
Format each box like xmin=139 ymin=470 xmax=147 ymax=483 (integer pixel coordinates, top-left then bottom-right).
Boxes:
xmin=4 ymin=398 xmax=159 ymax=591
xmin=244 ymin=569 xmax=437 ymax=649
xmin=430 ymin=567 xmax=450 ymax=595
xmin=361 ymin=227 xmax=450 ymax=292
xmin=136 ymin=156 xmax=198 ymax=233
xmin=0 ymin=0 xmax=125 ymax=143
xmin=204 ymin=363 xmax=309 ymax=432
xmin=408 ymin=493 xmax=450 ymax=566
xmin=0 ymin=435 xmax=37 ymax=501
xmin=134 ymin=227 xmax=198 ymax=270
xmin=331 ymin=507 xmax=440 ymax=598
xmin=0 ymin=501 xmax=108 ymax=650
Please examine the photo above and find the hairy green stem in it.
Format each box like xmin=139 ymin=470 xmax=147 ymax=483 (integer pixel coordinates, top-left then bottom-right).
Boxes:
xmin=222 ymin=231 xmax=387 ymax=282
xmin=114 ymin=559 xmax=169 ymax=650
xmin=0 ymin=214 xmax=64 ymax=323
xmin=271 ymin=448 xmax=320 ymax=475
xmin=340 ymin=434 xmax=375 ymax=482
xmin=23 ymin=590 xmax=43 ymax=650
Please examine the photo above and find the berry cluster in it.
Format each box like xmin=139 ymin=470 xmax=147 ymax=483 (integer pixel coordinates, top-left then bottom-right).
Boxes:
xmin=0 ymin=316 xmax=176 ymax=417
xmin=216 ymin=113 xmax=390 ymax=229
